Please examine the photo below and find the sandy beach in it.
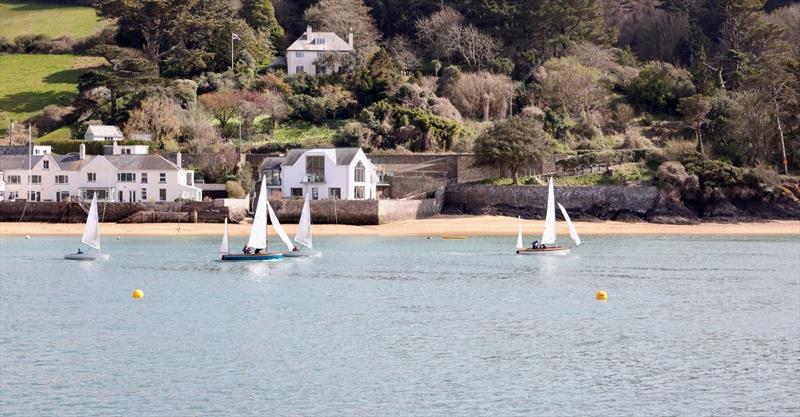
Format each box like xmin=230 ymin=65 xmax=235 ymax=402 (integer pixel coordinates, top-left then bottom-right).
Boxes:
xmin=1 ymin=215 xmax=798 ymax=237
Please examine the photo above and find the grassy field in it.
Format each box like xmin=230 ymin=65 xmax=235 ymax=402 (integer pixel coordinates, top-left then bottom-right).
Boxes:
xmin=0 ymin=1 xmax=103 ymax=38
xmin=478 ymin=163 xmax=655 ymax=186
xmin=0 ymin=54 xmax=105 ymax=131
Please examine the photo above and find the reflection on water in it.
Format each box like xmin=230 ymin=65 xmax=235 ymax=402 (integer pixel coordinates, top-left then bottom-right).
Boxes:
xmin=1 ymin=235 xmax=799 ymax=416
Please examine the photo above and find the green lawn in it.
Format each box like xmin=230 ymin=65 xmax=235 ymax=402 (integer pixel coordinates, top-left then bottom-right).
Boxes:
xmin=0 ymin=54 xmax=105 ymax=132
xmin=271 ymin=120 xmax=342 ymax=144
xmin=477 ymin=163 xmax=655 ymax=186
xmin=0 ymin=1 xmax=104 ymax=38
xmin=37 ymin=126 xmax=73 ymax=141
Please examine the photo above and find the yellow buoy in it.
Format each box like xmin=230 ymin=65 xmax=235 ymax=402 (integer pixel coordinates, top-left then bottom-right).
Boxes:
xmin=132 ymin=289 xmax=144 ymax=299
xmin=596 ymin=290 xmax=608 ymax=301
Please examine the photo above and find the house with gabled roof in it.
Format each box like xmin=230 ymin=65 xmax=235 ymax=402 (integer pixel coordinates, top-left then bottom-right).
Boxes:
xmin=84 ymin=125 xmax=124 ymax=141
xmin=274 ymin=148 xmax=377 ymax=200
xmin=286 ymin=26 xmax=354 ymax=75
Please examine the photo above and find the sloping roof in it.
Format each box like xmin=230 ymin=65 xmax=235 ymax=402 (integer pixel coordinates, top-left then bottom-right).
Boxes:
xmin=0 ymin=155 xmax=42 ymax=170
xmin=86 ymin=125 xmax=123 ymax=138
xmin=280 ymin=148 xmax=363 ymax=167
xmin=287 ymin=30 xmax=353 ymax=52
xmin=259 ymin=157 xmax=285 ymax=171
xmin=55 ymin=154 xmax=97 ymax=171
xmin=104 ymin=155 xmax=180 ymax=171
xmin=0 ymin=146 xmax=29 ymax=156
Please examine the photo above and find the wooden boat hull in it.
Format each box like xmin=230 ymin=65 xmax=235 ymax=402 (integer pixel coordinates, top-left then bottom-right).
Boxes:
xmin=282 ymin=250 xmax=321 ymax=258
xmin=64 ymin=253 xmax=110 ymax=261
xmin=221 ymin=253 xmax=283 ymax=261
xmin=516 ymin=246 xmax=571 ymax=255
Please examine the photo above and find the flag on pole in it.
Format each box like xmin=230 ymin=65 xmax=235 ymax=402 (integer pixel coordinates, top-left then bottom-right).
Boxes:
xmin=231 ymin=33 xmax=241 ymax=41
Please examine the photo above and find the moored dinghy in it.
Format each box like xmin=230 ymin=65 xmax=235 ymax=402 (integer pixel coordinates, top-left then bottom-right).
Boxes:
xmin=221 ymin=177 xmax=283 ymax=261
xmin=516 ymin=177 xmax=581 ymax=255
xmin=64 ymin=194 xmax=110 ymax=261
xmin=282 ymin=195 xmax=321 ymax=257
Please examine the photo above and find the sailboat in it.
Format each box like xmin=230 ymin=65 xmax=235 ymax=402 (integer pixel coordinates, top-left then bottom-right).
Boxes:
xmin=282 ymin=195 xmax=321 ymax=257
xmin=221 ymin=177 xmax=283 ymax=261
xmin=64 ymin=194 xmax=110 ymax=261
xmin=516 ymin=177 xmax=581 ymax=255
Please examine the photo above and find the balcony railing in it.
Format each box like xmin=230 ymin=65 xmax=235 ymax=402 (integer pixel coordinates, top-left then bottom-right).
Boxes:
xmin=300 ymin=174 xmax=325 ymax=183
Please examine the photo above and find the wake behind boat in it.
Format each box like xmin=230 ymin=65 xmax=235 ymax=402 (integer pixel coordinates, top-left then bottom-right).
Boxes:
xmin=64 ymin=194 xmax=109 ymax=261
xmin=220 ymin=177 xmax=283 ymax=261
xmin=516 ymin=177 xmax=581 ymax=256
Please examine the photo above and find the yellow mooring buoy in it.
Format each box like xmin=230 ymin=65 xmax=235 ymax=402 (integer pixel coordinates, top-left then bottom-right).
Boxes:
xmin=596 ymin=290 xmax=608 ymax=301
xmin=132 ymin=289 xmax=144 ymax=299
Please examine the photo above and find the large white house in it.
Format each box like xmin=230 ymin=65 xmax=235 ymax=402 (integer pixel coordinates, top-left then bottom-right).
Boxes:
xmin=0 ymin=144 xmax=200 ymax=202
xmin=286 ymin=26 xmax=354 ymax=75
xmin=261 ymin=148 xmax=377 ymax=200
xmin=84 ymin=125 xmax=124 ymax=141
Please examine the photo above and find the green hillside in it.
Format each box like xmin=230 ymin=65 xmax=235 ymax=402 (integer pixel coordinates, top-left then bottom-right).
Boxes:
xmin=0 ymin=54 xmax=105 ymax=130
xmin=0 ymin=1 xmax=103 ymax=38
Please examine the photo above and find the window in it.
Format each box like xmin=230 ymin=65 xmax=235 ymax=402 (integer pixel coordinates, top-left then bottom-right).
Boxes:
xmin=354 ymin=186 xmax=365 ymax=199
xmin=311 ymin=187 xmax=319 ymax=200
xmin=290 ymin=188 xmax=303 ymax=198
xmin=141 ymin=188 xmax=147 ymax=201
xmin=82 ymin=190 xmax=107 ymax=200
xmin=159 ymin=188 xmax=167 ymax=201
xmin=55 ymin=175 xmax=68 ymax=184
xmin=29 ymin=175 xmax=41 ymax=184
xmin=354 ymin=161 xmax=365 ymax=182
xmin=117 ymin=172 xmax=136 ymax=182
xmin=8 ymin=191 xmax=18 ymax=200
xmin=159 ymin=173 xmax=166 ymax=183
xmin=328 ymin=188 xmax=341 ymax=200
xmin=42 ymin=160 xmax=49 ymax=170
xmin=7 ymin=175 xmax=21 ymax=184
xmin=264 ymin=169 xmax=281 ymax=186
xmin=141 ymin=173 xmax=148 ymax=183
xmin=186 ymin=172 xmax=193 ymax=186
xmin=87 ymin=172 xmax=96 ymax=182
xmin=57 ymin=191 xmax=70 ymax=202
xmin=296 ymin=65 xmax=304 ymax=73
xmin=123 ymin=148 xmax=131 ymax=155
xmin=296 ymin=51 xmax=304 ymax=58
xmin=313 ymin=38 xmax=326 ymax=45
xmin=305 ymin=155 xmax=325 ymax=182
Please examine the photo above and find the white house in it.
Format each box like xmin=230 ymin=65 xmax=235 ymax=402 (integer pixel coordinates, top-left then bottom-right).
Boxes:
xmin=0 ymin=170 xmax=5 ymax=201
xmin=104 ymin=143 xmax=149 ymax=155
xmin=0 ymin=144 xmax=201 ymax=202
xmin=84 ymin=125 xmax=124 ymax=141
xmin=277 ymin=148 xmax=377 ymax=200
xmin=286 ymin=26 xmax=354 ymax=75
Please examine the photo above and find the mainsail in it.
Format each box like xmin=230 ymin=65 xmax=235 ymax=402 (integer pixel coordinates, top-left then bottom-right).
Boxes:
xmin=515 ymin=216 xmax=524 ymax=249
xmin=219 ymin=218 xmax=229 ymax=253
xmin=541 ymin=177 xmax=557 ymax=244
xmin=557 ymin=203 xmax=581 ymax=246
xmin=267 ymin=199 xmax=295 ymax=251
xmin=294 ymin=195 xmax=313 ymax=249
xmin=247 ymin=178 xmax=268 ymax=249
xmin=81 ymin=194 xmax=101 ymax=250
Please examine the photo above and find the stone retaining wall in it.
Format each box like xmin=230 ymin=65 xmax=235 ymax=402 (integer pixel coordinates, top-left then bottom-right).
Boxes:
xmin=378 ymin=189 xmax=445 ymax=223
xmin=0 ymin=201 xmax=243 ymax=223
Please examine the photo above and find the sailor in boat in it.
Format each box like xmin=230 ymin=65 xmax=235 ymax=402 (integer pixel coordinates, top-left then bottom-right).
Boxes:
xmin=76 ymin=248 xmax=83 ymax=254
xmin=255 ymin=248 xmax=262 ymax=254
xmin=531 ymin=240 xmax=539 ymax=249
xmin=242 ymin=245 xmax=252 ymax=254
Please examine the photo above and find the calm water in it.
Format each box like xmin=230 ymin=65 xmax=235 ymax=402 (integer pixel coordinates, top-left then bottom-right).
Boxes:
xmin=1 ymin=234 xmax=799 ymax=416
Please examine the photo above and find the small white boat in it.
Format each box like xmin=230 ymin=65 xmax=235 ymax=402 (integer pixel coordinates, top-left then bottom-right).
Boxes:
xmin=64 ymin=194 xmax=110 ymax=261
xmin=269 ymin=194 xmax=321 ymax=258
xmin=221 ymin=177 xmax=283 ymax=261
xmin=516 ymin=177 xmax=581 ymax=256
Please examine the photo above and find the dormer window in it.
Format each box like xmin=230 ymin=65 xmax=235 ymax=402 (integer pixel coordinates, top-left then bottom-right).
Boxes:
xmin=42 ymin=160 xmax=49 ymax=170
xmin=313 ymin=38 xmax=326 ymax=45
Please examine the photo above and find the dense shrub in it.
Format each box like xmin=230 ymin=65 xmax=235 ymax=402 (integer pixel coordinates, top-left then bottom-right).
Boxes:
xmin=627 ymin=62 xmax=695 ymax=114
xmin=225 ymin=181 xmax=246 ymax=198
xmin=359 ymin=101 xmax=462 ymax=151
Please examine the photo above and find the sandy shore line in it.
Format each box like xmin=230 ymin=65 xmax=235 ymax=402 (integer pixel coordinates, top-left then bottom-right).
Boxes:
xmin=1 ymin=216 xmax=798 ymax=237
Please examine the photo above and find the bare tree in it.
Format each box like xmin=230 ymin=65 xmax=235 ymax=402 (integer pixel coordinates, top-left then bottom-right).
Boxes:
xmin=446 ymin=71 xmax=513 ymax=121
xmin=199 ymin=88 xmax=239 ymax=130
xmin=534 ymin=57 xmax=608 ymax=117
xmin=303 ymin=0 xmax=382 ymax=52
xmin=415 ymin=6 xmax=498 ymax=70
xmin=677 ymin=94 xmax=712 ymax=157
xmin=124 ymin=96 xmax=182 ymax=151
xmin=766 ymin=4 xmax=800 ymax=59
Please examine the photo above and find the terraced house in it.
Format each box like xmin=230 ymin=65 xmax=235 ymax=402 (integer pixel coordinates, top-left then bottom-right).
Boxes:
xmin=0 ymin=144 xmax=201 ymax=202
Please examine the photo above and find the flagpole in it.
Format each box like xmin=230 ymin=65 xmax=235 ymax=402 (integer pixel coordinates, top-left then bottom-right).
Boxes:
xmin=230 ymin=34 xmax=234 ymax=73
xmin=28 ymin=123 xmax=32 ymax=201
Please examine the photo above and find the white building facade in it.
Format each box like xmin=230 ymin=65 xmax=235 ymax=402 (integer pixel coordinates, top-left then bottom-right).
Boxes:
xmin=0 ymin=145 xmax=200 ymax=202
xmin=84 ymin=125 xmax=124 ymax=141
xmin=286 ymin=26 xmax=354 ymax=75
xmin=278 ymin=148 xmax=377 ymax=200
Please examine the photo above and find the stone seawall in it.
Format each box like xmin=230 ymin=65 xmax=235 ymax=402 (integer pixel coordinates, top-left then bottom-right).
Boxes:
xmin=378 ymin=189 xmax=445 ymax=223
xmin=444 ymin=184 xmax=660 ymax=221
xmin=270 ymin=199 xmax=379 ymax=225
xmin=0 ymin=201 xmax=243 ymax=223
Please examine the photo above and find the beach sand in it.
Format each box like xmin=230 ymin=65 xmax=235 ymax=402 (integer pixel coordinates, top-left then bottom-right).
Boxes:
xmin=1 ymin=216 xmax=798 ymax=237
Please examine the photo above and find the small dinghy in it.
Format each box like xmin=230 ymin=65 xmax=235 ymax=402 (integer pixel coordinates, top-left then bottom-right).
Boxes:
xmin=221 ymin=177 xmax=283 ymax=261
xmin=64 ymin=194 xmax=110 ymax=261
xmin=281 ymin=195 xmax=321 ymax=258
xmin=516 ymin=177 xmax=581 ymax=256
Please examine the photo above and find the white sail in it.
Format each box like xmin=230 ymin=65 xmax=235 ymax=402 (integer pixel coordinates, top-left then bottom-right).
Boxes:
xmin=81 ymin=194 xmax=101 ymax=250
xmin=295 ymin=195 xmax=313 ymax=249
xmin=541 ymin=177 xmax=557 ymax=245
xmin=267 ymin=199 xmax=295 ymax=251
xmin=247 ymin=178 xmax=268 ymax=249
xmin=515 ymin=216 xmax=524 ymax=249
xmin=557 ymin=203 xmax=581 ymax=246
xmin=219 ymin=218 xmax=229 ymax=253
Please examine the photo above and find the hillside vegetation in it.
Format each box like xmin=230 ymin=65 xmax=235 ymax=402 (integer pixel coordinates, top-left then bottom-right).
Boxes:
xmin=0 ymin=1 xmax=103 ymax=38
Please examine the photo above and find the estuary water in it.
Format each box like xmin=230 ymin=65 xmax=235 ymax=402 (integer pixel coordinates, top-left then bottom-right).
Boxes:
xmin=0 ymin=234 xmax=798 ymax=416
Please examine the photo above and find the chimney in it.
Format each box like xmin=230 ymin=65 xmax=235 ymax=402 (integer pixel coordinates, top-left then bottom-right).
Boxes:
xmin=112 ymin=140 xmax=119 ymax=155
xmin=306 ymin=25 xmax=312 ymax=39
xmin=176 ymin=151 xmax=182 ymax=168
xmin=348 ymin=28 xmax=353 ymax=48
xmin=79 ymin=143 xmax=86 ymax=160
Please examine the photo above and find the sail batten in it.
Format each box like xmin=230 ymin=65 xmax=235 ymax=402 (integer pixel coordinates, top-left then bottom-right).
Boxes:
xmin=541 ymin=177 xmax=557 ymax=244
xmin=295 ymin=195 xmax=313 ymax=249
xmin=219 ymin=218 xmax=229 ymax=253
xmin=81 ymin=194 xmax=101 ymax=250
xmin=558 ymin=203 xmax=581 ymax=246
xmin=267 ymin=200 xmax=295 ymax=251
xmin=247 ymin=178 xmax=269 ymax=249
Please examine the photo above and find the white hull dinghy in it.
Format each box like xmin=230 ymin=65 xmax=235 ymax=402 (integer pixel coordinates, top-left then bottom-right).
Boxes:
xmin=270 ymin=194 xmax=321 ymax=258
xmin=516 ymin=177 xmax=581 ymax=256
xmin=221 ymin=176 xmax=283 ymax=261
xmin=65 ymin=194 xmax=110 ymax=261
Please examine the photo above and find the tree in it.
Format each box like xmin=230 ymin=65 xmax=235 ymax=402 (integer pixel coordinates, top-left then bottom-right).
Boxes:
xmin=416 ymin=6 xmax=499 ymax=69
xmin=473 ymin=117 xmax=552 ymax=184
xmin=535 ymin=0 xmax=612 ymax=57
xmin=124 ymin=96 xmax=182 ymax=151
xmin=320 ymin=84 xmax=356 ymax=119
xmin=79 ymin=46 xmax=159 ymax=119
xmin=446 ymin=71 xmax=513 ymax=121
xmin=678 ymin=94 xmax=713 ymax=157
xmin=199 ymin=88 xmax=239 ymax=130
xmin=303 ymin=0 xmax=382 ymax=52
xmin=240 ymin=0 xmax=285 ymax=45
xmin=534 ymin=56 xmax=608 ymax=117
xmin=627 ymin=62 xmax=696 ymax=113
xmin=431 ymin=59 xmax=442 ymax=76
